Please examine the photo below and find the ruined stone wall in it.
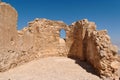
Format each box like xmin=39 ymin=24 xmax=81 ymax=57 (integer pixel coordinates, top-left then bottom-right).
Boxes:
xmin=86 ymin=30 xmax=119 ymax=79
xmin=0 ymin=2 xmax=18 ymax=48
xmin=0 ymin=2 xmax=72 ymax=71
xmin=72 ymin=20 xmax=119 ymax=79
xmin=0 ymin=2 xmax=19 ymax=72
xmin=18 ymin=18 xmax=70 ymax=57
xmin=0 ymin=2 xmax=120 ymax=80
xmin=68 ymin=22 xmax=84 ymax=60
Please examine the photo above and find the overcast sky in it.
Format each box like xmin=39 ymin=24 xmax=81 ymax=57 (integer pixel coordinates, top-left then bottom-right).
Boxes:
xmin=2 ymin=0 xmax=120 ymax=42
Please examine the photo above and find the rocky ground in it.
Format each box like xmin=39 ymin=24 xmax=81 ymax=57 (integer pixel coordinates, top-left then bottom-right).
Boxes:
xmin=0 ymin=57 xmax=102 ymax=80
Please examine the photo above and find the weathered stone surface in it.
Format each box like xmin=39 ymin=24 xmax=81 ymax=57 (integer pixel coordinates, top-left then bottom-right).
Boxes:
xmin=0 ymin=2 xmax=18 ymax=72
xmin=0 ymin=2 xmax=18 ymax=48
xmin=0 ymin=2 xmax=120 ymax=80
xmin=19 ymin=18 xmax=69 ymax=56
xmin=71 ymin=20 xmax=120 ymax=80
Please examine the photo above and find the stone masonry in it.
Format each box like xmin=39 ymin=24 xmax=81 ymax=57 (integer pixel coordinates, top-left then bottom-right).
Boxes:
xmin=0 ymin=2 xmax=120 ymax=80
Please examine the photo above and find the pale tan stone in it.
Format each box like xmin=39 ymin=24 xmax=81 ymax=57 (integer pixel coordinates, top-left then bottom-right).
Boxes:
xmin=111 ymin=61 xmax=120 ymax=69
xmin=0 ymin=2 xmax=119 ymax=80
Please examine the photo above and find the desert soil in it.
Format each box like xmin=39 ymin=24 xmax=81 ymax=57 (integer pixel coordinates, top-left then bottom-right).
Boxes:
xmin=0 ymin=57 xmax=102 ymax=80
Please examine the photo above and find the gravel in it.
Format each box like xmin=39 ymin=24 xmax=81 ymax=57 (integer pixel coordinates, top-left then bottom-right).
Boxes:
xmin=0 ymin=57 xmax=101 ymax=80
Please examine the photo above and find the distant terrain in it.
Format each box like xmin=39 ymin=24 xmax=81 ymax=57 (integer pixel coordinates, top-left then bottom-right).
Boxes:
xmin=113 ymin=41 xmax=120 ymax=54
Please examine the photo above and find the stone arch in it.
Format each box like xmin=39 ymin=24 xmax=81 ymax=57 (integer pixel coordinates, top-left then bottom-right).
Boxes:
xmin=59 ymin=29 xmax=66 ymax=39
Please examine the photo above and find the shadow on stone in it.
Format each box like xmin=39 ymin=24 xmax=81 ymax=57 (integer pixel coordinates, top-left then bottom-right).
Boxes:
xmin=69 ymin=57 xmax=100 ymax=77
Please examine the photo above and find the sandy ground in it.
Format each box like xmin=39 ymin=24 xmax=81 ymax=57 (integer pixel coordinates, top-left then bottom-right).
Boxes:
xmin=0 ymin=57 xmax=102 ymax=80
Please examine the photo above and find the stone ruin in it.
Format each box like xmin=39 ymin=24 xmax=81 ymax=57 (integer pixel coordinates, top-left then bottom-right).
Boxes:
xmin=0 ymin=2 xmax=120 ymax=80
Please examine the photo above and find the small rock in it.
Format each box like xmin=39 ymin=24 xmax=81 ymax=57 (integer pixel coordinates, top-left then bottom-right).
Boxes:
xmin=111 ymin=61 xmax=120 ymax=69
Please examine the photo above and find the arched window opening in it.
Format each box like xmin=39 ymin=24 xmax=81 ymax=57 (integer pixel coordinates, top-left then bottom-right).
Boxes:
xmin=60 ymin=29 xmax=66 ymax=39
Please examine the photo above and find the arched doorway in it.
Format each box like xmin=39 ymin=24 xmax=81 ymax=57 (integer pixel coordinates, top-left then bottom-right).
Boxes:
xmin=60 ymin=29 xmax=66 ymax=39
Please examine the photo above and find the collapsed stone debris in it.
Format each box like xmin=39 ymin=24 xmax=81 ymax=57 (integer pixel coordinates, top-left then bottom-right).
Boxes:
xmin=0 ymin=2 xmax=120 ymax=80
